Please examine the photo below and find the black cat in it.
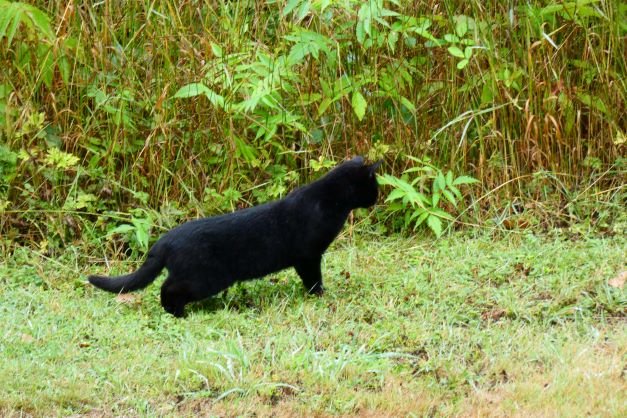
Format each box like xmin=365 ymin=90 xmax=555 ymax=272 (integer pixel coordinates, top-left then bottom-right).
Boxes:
xmin=88 ymin=157 xmax=381 ymax=317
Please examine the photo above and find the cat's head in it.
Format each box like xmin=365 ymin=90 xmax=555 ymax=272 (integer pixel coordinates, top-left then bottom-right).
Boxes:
xmin=332 ymin=156 xmax=382 ymax=209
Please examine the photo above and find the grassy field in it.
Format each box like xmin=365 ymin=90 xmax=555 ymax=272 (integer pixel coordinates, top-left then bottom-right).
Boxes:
xmin=1 ymin=228 xmax=625 ymax=417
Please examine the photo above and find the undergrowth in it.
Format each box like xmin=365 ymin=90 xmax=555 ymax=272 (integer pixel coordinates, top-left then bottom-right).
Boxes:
xmin=0 ymin=1 xmax=625 ymax=250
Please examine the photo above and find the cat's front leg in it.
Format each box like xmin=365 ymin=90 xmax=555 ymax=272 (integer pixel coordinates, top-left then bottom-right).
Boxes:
xmin=294 ymin=257 xmax=324 ymax=295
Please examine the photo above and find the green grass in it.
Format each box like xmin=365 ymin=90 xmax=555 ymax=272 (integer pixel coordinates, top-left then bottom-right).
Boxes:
xmin=2 ymin=230 xmax=625 ymax=416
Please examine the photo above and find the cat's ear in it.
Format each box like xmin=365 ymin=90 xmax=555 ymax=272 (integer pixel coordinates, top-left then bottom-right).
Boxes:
xmin=351 ymin=156 xmax=365 ymax=165
xmin=368 ymin=160 xmax=383 ymax=173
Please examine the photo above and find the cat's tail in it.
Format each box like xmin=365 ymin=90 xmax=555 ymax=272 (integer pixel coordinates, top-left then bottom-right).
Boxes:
xmin=88 ymin=244 xmax=166 ymax=293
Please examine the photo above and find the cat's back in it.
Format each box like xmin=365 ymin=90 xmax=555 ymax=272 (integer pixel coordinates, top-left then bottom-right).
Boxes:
xmin=161 ymin=199 xmax=285 ymax=245
xmin=158 ymin=198 xmax=298 ymax=274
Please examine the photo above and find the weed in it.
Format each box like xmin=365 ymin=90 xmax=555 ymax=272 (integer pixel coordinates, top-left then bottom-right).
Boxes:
xmin=1 ymin=1 xmax=625 ymax=244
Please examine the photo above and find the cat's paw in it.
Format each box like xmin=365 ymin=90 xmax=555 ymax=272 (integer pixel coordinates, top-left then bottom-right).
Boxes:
xmin=163 ymin=304 xmax=186 ymax=318
xmin=308 ymin=285 xmax=325 ymax=296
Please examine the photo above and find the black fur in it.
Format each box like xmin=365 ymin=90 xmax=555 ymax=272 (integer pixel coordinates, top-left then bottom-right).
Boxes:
xmin=88 ymin=157 xmax=381 ymax=317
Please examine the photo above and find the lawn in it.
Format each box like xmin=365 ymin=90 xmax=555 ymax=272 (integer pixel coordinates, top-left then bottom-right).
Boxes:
xmin=1 ymin=229 xmax=625 ymax=416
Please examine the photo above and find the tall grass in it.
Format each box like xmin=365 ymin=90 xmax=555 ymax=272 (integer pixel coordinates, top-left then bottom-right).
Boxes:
xmin=0 ymin=0 xmax=625 ymax=244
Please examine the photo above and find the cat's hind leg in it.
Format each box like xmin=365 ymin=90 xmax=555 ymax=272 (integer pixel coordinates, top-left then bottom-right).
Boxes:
xmin=294 ymin=257 xmax=324 ymax=295
xmin=160 ymin=275 xmax=214 ymax=317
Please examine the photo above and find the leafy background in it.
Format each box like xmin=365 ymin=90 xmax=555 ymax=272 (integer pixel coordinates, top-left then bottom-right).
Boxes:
xmin=1 ymin=0 xmax=625 ymax=252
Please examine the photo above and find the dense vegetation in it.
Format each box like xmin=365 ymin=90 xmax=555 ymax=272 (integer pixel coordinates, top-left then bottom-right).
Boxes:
xmin=1 ymin=0 xmax=625 ymax=252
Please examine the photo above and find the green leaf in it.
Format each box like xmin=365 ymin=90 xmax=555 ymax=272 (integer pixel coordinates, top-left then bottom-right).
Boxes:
xmin=432 ymin=192 xmax=440 ymax=207
xmin=27 ymin=5 xmax=53 ymax=40
xmin=108 ymin=224 xmax=134 ymax=236
xmin=449 ymin=184 xmax=462 ymax=199
xmin=387 ymin=31 xmax=399 ymax=51
xmin=131 ymin=216 xmax=152 ymax=252
xmin=283 ymin=0 xmax=301 ymax=16
xmin=409 ymin=208 xmax=425 ymax=221
xmin=400 ymin=96 xmax=416 ymax=113
xmin=210 ymin=43 xmax=223 ymax=58
xmin=58 ymin=56 xmax=70 ymax=84
xmin=457 ymin=59 xmax=469 ymax=69
xmin=385 ymin=188 xmax=406 ymax=202
xmin=481 ymin=83 xmax=494 ymax=104
xmin=426 ymin=215 xmax=443 ymax=237
xmin=296 ymin=1 xmax=311 ymax=21
xmin=576 ymin=93 xmax=609 ymax=116
xmin=431 ymin=208 xmax=455 ymax=221
xmin=63 ymin=192 xmax=97 ymax=211
xmin=447 ymin=46 xmax=465 ymax=58
xmin=377 ymin=173 xmax=402 ymax=186
xmin=442 ymin=190 xmax=457 ymax=207
xmin=205 ymin=90 xmax=225 ymax=109
xmin=44 ymin=148 xmax=79 ymax=169
xmin=415 ymin=192 xmax=430 ymax=206
xmin=300 ymin=93 xmax=321 ymax=105
xmin=351 ymin=91 xmax=367 ymax=121
xmin=403 ymin=211 xmax=412 ymax=228
xmin=0 ymin=4 xmax=14 ymax=39
xmin=6 ymin=6 xmax=21 ymax=46
xmin=413 ymin=211 xmax=430 ymax=228
xmin=317 ymin=97 xmax=333 ymax=117
xmin=356 ymin=21 xmax=365 ymax=45
xmin=0 ymin=2 xmax=54 ymax=47
xmin=380 ymin=8 xmax=400 ymax=17
xmin=316 ymin=0 xmax=332 ymax=13
xmin=173 ymin=83 xmax=211 ymax=99
xmin=452 ymin=175 xmax=479 ymax=185
xmin=173 ymin=83 xmax=225 ymax=109
xmin=287 ymin=43 xmax=308 ymax=65
xmin=436 ymin=171 xmax=446 ymax=191
xmin=233 ymin=136 xmax=258 ymax=163
xmin=445 ymin=170 xmax=453 ymax=186
xmin=455 ymin=16 xmax=468 ymax=37
xmin=39 ymin=47 xmax=54 ymax=88
xmin=363 ymin=17 xmax=372 ymax=36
